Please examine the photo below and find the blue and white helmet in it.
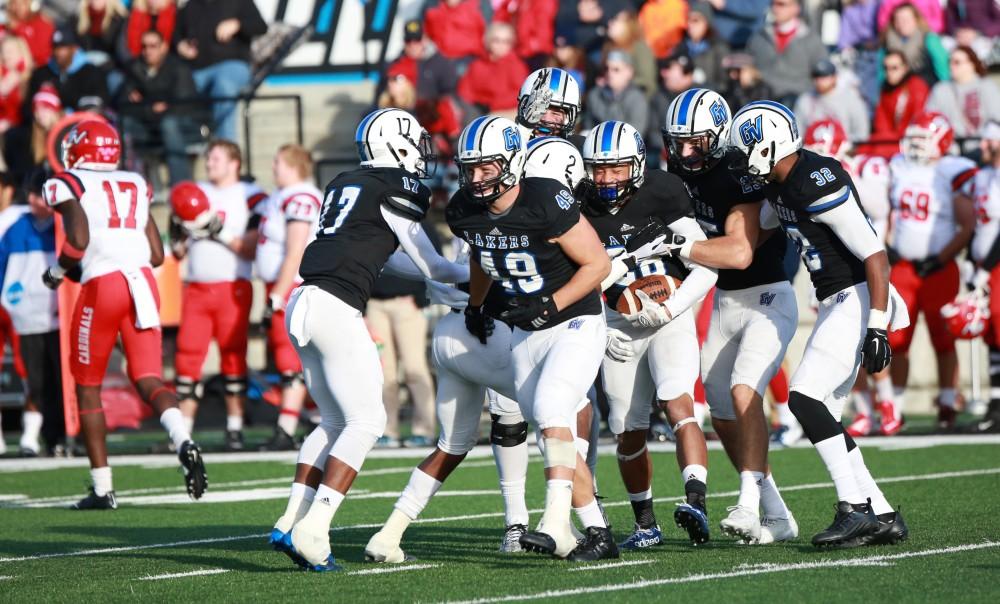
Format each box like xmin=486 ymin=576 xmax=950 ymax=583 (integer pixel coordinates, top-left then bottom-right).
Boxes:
xmin=728 ymin=101 xmax=802 ymax=181
xmin=524 ymin=136 xmax=586 ymax=194
xmin=663 ymin=88 xmax=731 ymax=172
xmin=355 ymin=108 xmax=435 ymax=178
xmin=516 ymin=68 xmax=582 ymax=138
xmin=581 ymin=121 xmax=646 ymax=207
xmin=455 ymin=116 xmax=528 ymax=204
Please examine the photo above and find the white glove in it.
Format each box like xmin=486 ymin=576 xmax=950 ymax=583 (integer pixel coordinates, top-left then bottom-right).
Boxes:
xmin=426 ymin=280 xmax=470 ymax=309
xmin=628 ymin=234 xmax=688 ymax=262
xmin=626 ymin=290 xmax=671 ymax=328
xmin=519 ymin=69 xmax=555 ymax=126
xmin=972 ymin=268 xmax=991 ymax=296
xmin=605 ymin=328 xmax=635 ymax=362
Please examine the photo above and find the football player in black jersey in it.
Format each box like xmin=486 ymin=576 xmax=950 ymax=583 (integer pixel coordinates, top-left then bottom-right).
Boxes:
xmin=447 ymin=115 xmax=611 ymax=560
xmin=729 ymin=100 xmax=908 ymax=548
xmin=269 ymin=108 xmax=469 ymax=572
xmin=580 ymin=120 xmax=716 ymax=548
xmin=663 ymin=88 xmax=798 ymax=545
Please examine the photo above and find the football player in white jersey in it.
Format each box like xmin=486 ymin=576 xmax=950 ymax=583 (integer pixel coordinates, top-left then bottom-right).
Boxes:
xmin=804 ymin=119 xmax=901 ymax=437
xmin=887 ymin=112 xmax=976 ymax=430
xmin=255 ymin=144 xmax=323 ymax=450
xmin=169 ymin=140 xmax=263 ymax=450
xmin=42 ymin=120 xmax=207 ymax=508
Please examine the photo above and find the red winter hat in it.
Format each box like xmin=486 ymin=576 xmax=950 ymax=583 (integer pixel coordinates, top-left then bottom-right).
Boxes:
xmin=32 ymin=83 xmax=62 ymax=112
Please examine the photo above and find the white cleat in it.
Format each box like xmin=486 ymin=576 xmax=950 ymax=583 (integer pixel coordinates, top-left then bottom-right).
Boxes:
xmin=364 ymin=530 xmax=410 ymax=563
xmin=771 ymin=420 xmax=804 ymax=447
xmin=759 ymin=514 xmax=799 ymax=544
xmin=290 ymin=514 xmax=334 ymax=567
xmin=720 ymin=505 xmax=761 ymax=543
xmin=499 ymin=524 xmax=526 ymax=553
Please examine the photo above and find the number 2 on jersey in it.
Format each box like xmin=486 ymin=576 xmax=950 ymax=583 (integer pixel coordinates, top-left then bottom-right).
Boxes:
xmin=319 ymin=185 xmax=361 ymax=235
xmin=102 ymin=181 xmax=139 ymax=229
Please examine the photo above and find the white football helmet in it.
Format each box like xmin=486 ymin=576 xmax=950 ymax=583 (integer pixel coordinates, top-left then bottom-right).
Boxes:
xmin=516 ymin=68 xmax=581 ymax=138
xmin=355 ymin=108 xmax=435 ymax=178
xmin=582 ymin=120 xmax=646 ymax=208
xmin=663 ymin=88 xmax=731 ymax=172
xmin=728 ymin=101 xmax=801 ymax=182
xmin=455 ymin=115 xmax=527 ymax=204
xmin=524 ymin=136 xmax=586 ymax=194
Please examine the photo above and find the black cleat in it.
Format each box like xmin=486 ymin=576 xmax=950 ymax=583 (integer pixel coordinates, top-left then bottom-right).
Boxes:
xmin=519 ymin=530 xmax=557 ymax=555
xmin=179 ymin=440 xmax=208 ymax=499
xmin=224 ymin=430 xmax=245 ymax=452
xmin=862 ymin=508 xmax=909 ymax=545
xmin=71 ymin=487 xmax=117 ymax=510
xmin=258 ymin=427 xmax=299 ymax=451
xmin=674 ymin=489 xmax=710 ymax=545
xmin=811 ymin=501 xmax=878 ymax=548
xmin=567 ymin=526 xmax=620 ymax=562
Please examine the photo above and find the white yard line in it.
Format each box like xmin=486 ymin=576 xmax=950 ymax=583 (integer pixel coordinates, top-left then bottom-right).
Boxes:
xmin=2 ymin=466 xmax=998 ymax=564
xmin=0 ymin=575 xmax=12 ymax=580
xmin=349 ymin=563 xmax=440 ymax=576
xmin=138 ymin=568 xmax=230 ymax=581
xmin=566 ymin=559 xmax=654 ymax=572
xmin=443 ymin=542 xmax=1000 ymax=604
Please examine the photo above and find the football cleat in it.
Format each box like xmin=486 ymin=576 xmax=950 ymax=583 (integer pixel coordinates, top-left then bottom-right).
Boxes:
xmin=269 ymin=528 xmax=308 ymax=569
xmin=846 ymin=413 xmax=872 ymax=438
xmin=499 ymin=524 xmax=526 ymax=553
xmin=770 ymin=421 xmax=803 ymax=447
xmin=18 ymin=445 xmax=39 ymax=458
xmin=364 ymin=530 xmax=412 ymax=563
xmin=520 ymin=524 xmax=578 ymax=558
xmin=375 ymin=435 xmax=400 ymax=448
xmin=970 ymin=402 xmax=1000 ymax=433
xmin=879 ymin=401 xmax=904 ymax=436
xmin=178 ymin=440 xmax=208 ymax=499
xmin=811 ymin=501 xmax=878 ymax=548
xmin=567 ymin=526 xmax=620 ymax=562
xmin=619 ymin=524 xmax=663 ymax=550
xmin=674 ymin=492 xmax=710 ymax=545
xmin=758 ymin=514 xmax=799 ymax=544
xmin=290 ymin=514 xmax=342 ymax=571
xmin=71 ymin=487 xmax=118 ymax=510
xmin=224 ymin=430 xmax=245 ymax=452
xmin=719 ymin=505 xmax=761 ymax=543
xmin=861 ymin=508 xmax=909 ymax=546
xmin=258 ymin=427 xmax=299 ymax=452
xmin=402 ymin=435 xmax=434 ymax=448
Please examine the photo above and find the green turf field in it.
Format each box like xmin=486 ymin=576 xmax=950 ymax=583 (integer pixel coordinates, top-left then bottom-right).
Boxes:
xmin=1 ymin=436 xmax=999 ymax=603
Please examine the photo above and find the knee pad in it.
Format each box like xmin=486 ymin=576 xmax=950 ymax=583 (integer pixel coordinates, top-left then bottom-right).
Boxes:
xmin=788 ymin=391 xmax=842 ymax=444
xmin=490 ymin=413 xmax=528 ymax=447
xmin=329 ymin=426 xmax=380 ymax=472
xmin=280 ymin=372 xmax=305 ymax=389
xmin=175 ymin=376 xmax=200 ymax=401
xmin=223 ymin=375 xmax=248 ymax=397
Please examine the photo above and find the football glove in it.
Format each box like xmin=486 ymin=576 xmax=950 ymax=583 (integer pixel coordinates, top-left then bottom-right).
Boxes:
xmin=464 ymin=304 xmax=494 ymax=344
xmin=606 ymin=328 xmax=634 ymax=362
xmin=625 ymin=220 xmax=686 ymax=261
xmin=625 ymin=290 xmax=671 ymax=328
xmin=520 ymin=69 xmax=555 ymax=127
xmin=42 ymin=265 xmax=65 ymax=290
xmin=500 ymin=295 xmax=558 ymax=330
xmin=861 ymin=327 xmax=891 ymax=373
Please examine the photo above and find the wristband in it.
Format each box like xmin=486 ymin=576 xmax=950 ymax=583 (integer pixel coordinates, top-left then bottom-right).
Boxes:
xmin=868 ymin=308 xmax=888 ymax=330
xmin=679 ymin=239 xmax=695 ymax=260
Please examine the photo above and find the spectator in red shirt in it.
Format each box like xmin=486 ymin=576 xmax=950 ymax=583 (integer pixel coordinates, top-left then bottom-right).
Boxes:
xmin=424 ymin=0 xmax=485 ymax=63
xmin=125 ymin=0 xmax=178 ymax=59
xmin=457 ymin=22 xmax=529 ymax=120
xmin=493 ymin=0 xmax=558 ymax=71
xmin=868 ymin=50 xmax=929 ymax=157
xmin=0 ymin=0 xmax=55 ymax=68
xmin=0 ymin=36 xmax=33 ymax=135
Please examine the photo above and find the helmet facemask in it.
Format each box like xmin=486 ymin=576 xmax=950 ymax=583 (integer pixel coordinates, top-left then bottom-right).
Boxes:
xmin=901 ymin=130 xmax=939 ymax=163
xmin=665 ymin=131 xmax=722 ymax=173
xmin=458 ymin=157 xmax=517 ymax=206
xmin=584 ymin=159 xmax=641 ymax=211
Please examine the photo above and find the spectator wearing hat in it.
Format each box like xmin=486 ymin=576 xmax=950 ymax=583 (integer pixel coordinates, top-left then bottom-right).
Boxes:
xmin=648 ymin=51 xmax=695 ymax=161
xmin=120 ymin=29 xmax=197 ymax=185
xmin=457 ymin=22 xmax=529 ymax=120
xmin=3 ymin=84 xmax=62 ymax=185
xmin=583 ymin=50 xmax=648 ymax=137
xmin=125 ymin=0 xmax=179 ymax=60
xmin=721 ymin=52 xmax=774 ymax=110
xmin=793 ymin=59 xmax=871 ymax=143
xmin=707 ymin=0 xmax=770 ymax=49
xmin=25 ymin=26 xmax=109 ymax=119
xmin=376 ymin=20 xmax=457 ymax=106
xmin=637 ymin=0 xmax=688 ymax=59
xmin=869 ymin=50 xmax=929 ymax=157
xmin=424 ymin=0 xmax=486 ymax=64
xmin=0 ymin=0 xmax=55 ymax=68
xmin=746 ymin=0 xmax=828 ymax=107
xmin=494 ymin=0 xmax=558 ymax=71
xmin=675 ymin=2 xmax=731 ymax=90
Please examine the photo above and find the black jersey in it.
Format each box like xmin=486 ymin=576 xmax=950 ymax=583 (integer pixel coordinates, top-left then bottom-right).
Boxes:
xmin=681 ymin=150 xmax=787 ymax=291
xmin=446 ymin=176 xmax=602 ymax=329
xmin=765 ymin=150 xmax=869 ymax=300
xmin=299 ymin=167 xmax=431 ymax=311
xmin=583 ymin=170 xmax=693 ymax=310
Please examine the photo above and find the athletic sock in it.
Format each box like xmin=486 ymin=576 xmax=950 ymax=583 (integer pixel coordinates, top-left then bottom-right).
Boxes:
xmin=275 ymin=483 xmax=316 ymax=533
xmin=159 ymin=408 xmax=191 ymax=449
xmin=226 ymin=415 xmax=243 ymax=432
xmin=736 ymin=470 xmax=764 ymax=512
xmin=851 ymin=390 xmax=873 ymax=417
xmin=307 ymin=484 xmax=346 ymax=527
xmin=874 ymin=376 xmax=894 ymax=405
xmin=628 ymin=488 xmax=656 ymax=528
xmin=394 ymin=469 xmax=443 ymax=520
xmin=847 ymin=447 xmax=893 ymax=515
xmin=681 ymin=464 xmax=708 ymax=487
xmin=91 ymin=466 xmax=113 ymax=496
xmin=814 ymin=434 xmax=863 ymax=504
xmin=20 ymin=410 xmax=42 ymax=450
xmin=183 ymin=414 xmax=195 ymax=435
xmin=893 ymin=387 xmax=906 ymax=414
xmin=574 ymin=499 xmax=608 ymax=529
xmin=277 ymin=411 xmax=299 ymax=436
xmin=760 ymin=473 xmax=792 ymax=518
xmin=540 ymin=479 xmax=573 ymax=534
xmin=939 ymin=388 xmax=957 ymax=409
xmin=493 ymin=430 xmax=529 ymax=527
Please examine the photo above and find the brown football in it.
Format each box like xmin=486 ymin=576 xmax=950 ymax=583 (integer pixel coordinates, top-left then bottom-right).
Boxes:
xmin=615 ymin=274 xmax=681 ymax=315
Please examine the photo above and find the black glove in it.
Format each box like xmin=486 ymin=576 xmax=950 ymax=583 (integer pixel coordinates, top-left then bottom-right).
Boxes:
xmin=861 ymin=328 xmax=891 ymax=373
xmin=42 ymin=266 xmax=65 ymax=290
xmin=625 ymin=218 xmax=667 ymax=255
xmin=500 ymin=295 xmax=558 ymax=330
xmin=886 ymin=246 xmax=901 ymax=266
xmin=913 ymin=256 xmax=943 ymax=277
xmin=464 ymin=304 xmax=494 ymax=344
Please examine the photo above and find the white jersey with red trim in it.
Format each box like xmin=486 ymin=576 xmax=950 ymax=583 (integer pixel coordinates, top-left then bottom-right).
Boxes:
xmin=846 ymin=154 xmax=890 ymax=240
xmin=254 ymin=181 xmax=322 ymax=283
xmin=43 ymin=168 xmax=152 ymax=283
xmin=972 ymin=166 xmax=1000 ymax=263
xmin=185 ymin=181 xmax=261 ymax=283
xmin=888 ymin=154 xmax=977 ymax=260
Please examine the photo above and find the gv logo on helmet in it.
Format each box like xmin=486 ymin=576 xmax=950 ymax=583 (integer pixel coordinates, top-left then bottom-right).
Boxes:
xmin=503 ymin=126 xmax=521 ymax=152
xmin=738 ymin=115 xmax=764 ymax=147
xmin=709 ymin=99 xmax=727 ymax=127
xmin=633 ymin=131 xmax=646 ymax=156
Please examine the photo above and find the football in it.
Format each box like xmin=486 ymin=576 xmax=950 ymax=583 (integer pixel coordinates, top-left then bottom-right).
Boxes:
xmin=615 ymin=274 xmax=681 ymax=314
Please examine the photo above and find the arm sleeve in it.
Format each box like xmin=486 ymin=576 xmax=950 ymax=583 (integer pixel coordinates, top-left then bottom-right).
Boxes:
xmin=381 ymin=206 xmax=469 ymax=283
xmin=812 ymin=198 xmax=885 ymax=262
xmin=381 ymin=249 xmax=429 ymax=280
xmin=663 ymin=217 xmax=717 ymax=318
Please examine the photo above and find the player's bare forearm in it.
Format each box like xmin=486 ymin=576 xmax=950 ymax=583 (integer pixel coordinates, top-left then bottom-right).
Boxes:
xmin=468 ymin=258 xmax=491 ymax=306
xmin=146 ymin=215 xmax=165 ymax=267
xmin=55 ymin=199 xmax=89 ymax=268
xmin=273 ymin=221 xmax=310 ymax=298
xmin=864 ymin=250 xmax=890 ymax=312
xmin=687 ymin=203 xmax=757 ymax=270
xmin=552 ymin=217 xmax=610 ymax=310
xmin=937 ymin=194 xmax=975 ymax=263
xmin=231 ymin=231 xmax=259 ymax=260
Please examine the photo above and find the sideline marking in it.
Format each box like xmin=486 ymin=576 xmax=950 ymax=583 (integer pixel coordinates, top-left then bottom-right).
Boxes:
xmin=138 ymin=568 xmax=230 ymax=581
